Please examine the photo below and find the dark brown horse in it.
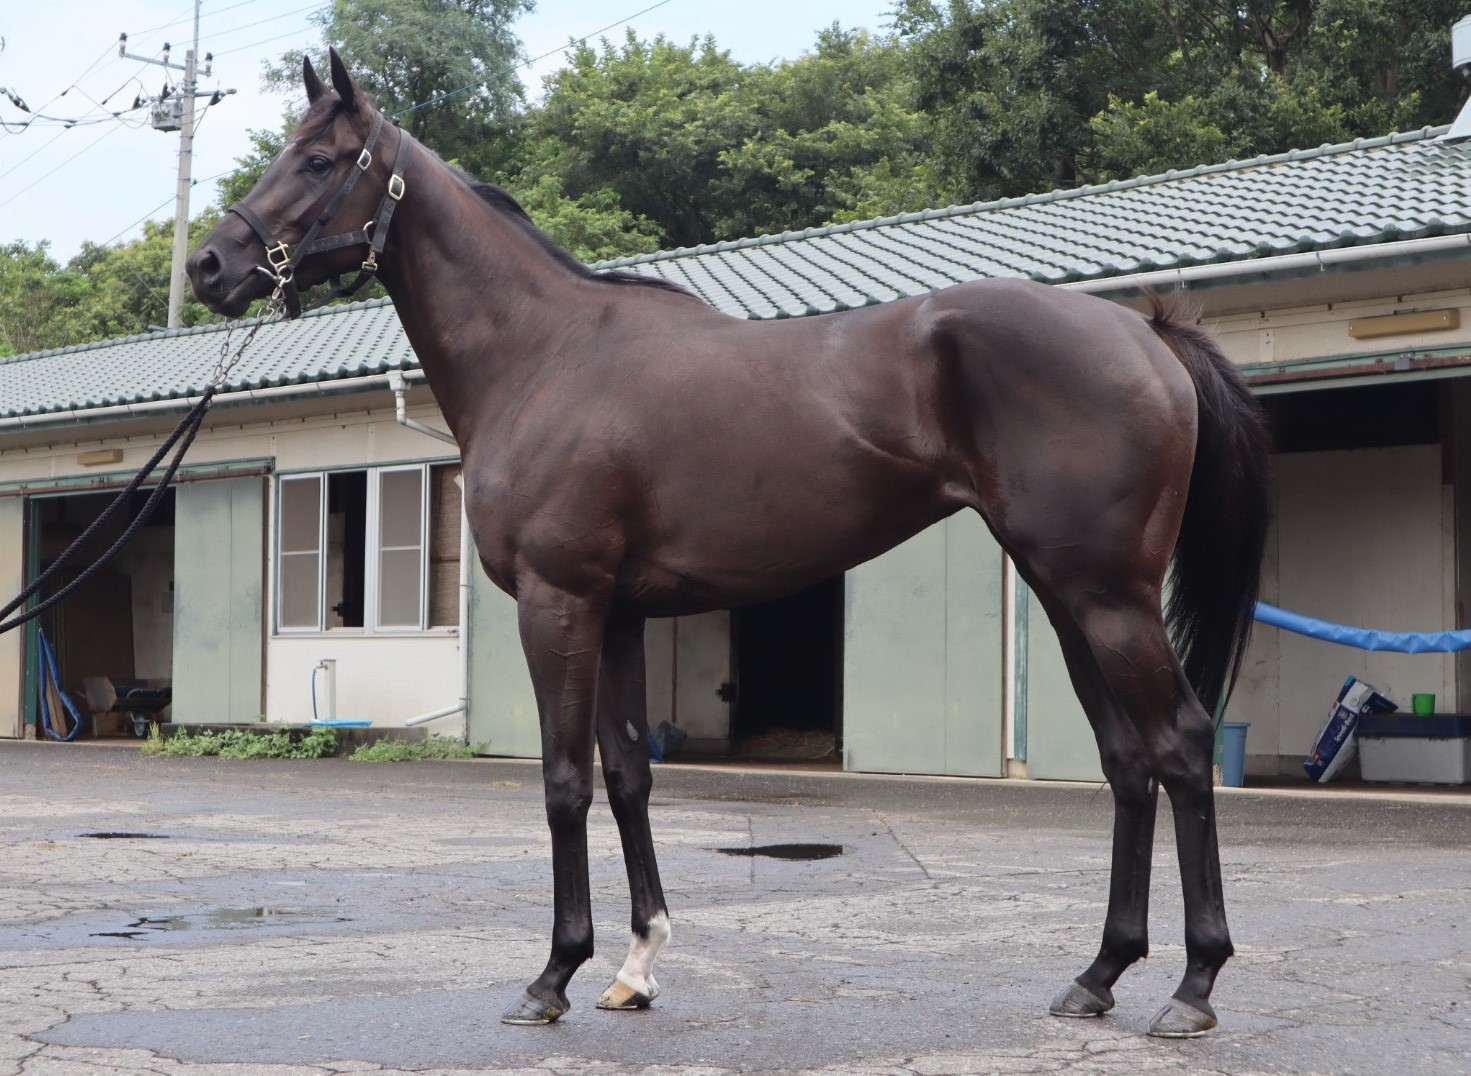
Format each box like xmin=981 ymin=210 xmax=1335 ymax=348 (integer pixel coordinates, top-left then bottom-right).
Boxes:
xmin=188 ymin=51 xmax=1269 ymax=1039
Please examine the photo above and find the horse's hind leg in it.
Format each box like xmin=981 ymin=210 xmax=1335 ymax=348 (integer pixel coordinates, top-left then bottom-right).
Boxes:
xmin=592 ymin=612 xmax=671 ymax=1011
xmin=1043 ymin=615 xmax=1159 ymax=1020
xmin=1054 ymin=586 xmax=1232 ymax=1037
xmin=500 ymin=578 xmax=607 ymax=1025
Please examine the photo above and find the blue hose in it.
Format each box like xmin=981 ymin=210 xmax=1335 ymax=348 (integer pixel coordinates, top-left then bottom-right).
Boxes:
xmin=1254 ymin=601 xmax=1471 ymax=654
xmin=36 ymin=630 xmax=84 ymax=741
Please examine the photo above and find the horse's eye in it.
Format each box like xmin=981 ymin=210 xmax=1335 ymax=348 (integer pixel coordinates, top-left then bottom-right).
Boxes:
xmin=306 ymin=155 xmax=332 ymax=175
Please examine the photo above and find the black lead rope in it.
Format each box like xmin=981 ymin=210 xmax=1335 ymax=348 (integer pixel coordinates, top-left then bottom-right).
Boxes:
xmin=0 ymin=392 xmax=213 ymax=635
xmin=0 ymin=292 xmax=283 ymax=637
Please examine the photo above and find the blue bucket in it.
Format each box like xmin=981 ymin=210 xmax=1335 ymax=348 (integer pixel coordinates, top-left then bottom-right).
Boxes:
xmin=1220 ymin=721 xmax=1250 ymax=787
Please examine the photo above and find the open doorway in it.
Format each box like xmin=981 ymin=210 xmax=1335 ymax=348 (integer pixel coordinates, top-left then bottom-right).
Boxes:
xmin=30 ymin=488 xmax=175 ymax=738
xmin=730 ymin=575 xmax=843 ymax=762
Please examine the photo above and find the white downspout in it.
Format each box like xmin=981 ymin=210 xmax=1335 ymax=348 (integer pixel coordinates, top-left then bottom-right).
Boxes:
xmin=386 ymin=369 xmax=456 ymax=446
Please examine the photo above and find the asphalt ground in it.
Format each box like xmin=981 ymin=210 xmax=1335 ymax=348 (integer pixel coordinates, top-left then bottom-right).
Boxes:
xmin=0 ymin=741 xmax=1468 ymax=1075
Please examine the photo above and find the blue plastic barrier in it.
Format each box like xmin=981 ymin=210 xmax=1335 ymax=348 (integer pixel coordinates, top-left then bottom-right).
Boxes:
xmin=1253 ymin=602 xmax=1471 ymax=654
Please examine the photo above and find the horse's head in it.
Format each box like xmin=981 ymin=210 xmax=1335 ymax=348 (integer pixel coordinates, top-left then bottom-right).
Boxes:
xmin=188 ymin=49 xmax=406 ymax=318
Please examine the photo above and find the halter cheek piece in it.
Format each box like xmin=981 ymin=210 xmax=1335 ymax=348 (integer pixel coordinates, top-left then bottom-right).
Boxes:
xmin=227 ymin=110 xmax=410 ymax=318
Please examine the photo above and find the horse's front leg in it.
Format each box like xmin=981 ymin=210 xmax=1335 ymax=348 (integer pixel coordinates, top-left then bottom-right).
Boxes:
xmin=500 ymin=578 xmax=607 ymax=1025
xmin=591 ymin=612 xmax=671 ymax=1011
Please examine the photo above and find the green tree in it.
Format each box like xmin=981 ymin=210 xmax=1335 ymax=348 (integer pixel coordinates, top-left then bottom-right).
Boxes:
xmin=216 ymin=129 xmax=287 ymax=209
xmin=512 ymin=174 xmax=662 ymax=262
xmin=67 ymin=213 xmax=222 ymax=339
xmin=899 ymin=0 xmax=1467 ymax=199
xmin=0 ymin=242 xmax=91 ymax=356
xmin=265 ymin=0 xmax=532 ymax=177
xmin=895 ymin=0 xmax=1181 ymax=198
xmin=521 ymin=27 xmax=942 ymax=249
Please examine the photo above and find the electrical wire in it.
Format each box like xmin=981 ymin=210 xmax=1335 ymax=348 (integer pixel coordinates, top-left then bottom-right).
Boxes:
xmin=392 ymin=0 xmax=678 ymax=119
xmin=0 ymin=123 xmax=123 ymax=212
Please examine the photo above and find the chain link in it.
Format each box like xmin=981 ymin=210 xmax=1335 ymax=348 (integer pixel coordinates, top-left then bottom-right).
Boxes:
xmin=209 ymin=283 xmax=286 ymax=392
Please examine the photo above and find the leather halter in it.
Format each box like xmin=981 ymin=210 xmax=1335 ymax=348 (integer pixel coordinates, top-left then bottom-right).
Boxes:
xmin=227 ymin=110 xmax=410 ymax=318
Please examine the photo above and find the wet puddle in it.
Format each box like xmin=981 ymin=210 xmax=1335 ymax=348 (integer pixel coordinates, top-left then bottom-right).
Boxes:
xmin=79 ymin=832 xmax=170 ymax=840
xmin=714 ymin=843 xmax=847 ymax=860
xmin=90 ymin=907 xmax=351 ymax=940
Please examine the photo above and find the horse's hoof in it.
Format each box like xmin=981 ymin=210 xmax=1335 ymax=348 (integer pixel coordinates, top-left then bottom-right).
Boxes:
xmin=596 ymin=971 xmax=660 ymax=1010
xmin=500 ymin=989 xmax=569 ymax=1025
xmin=1049 ymin=980 xmax=1115 ymax=1018
xmin=1147 ymin=997 xmax=1217 ymax=1038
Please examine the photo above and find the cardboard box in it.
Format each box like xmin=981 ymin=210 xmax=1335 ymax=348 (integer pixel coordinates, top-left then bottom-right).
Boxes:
xmin=1303 ymin=677 xmax=1398 ymax=783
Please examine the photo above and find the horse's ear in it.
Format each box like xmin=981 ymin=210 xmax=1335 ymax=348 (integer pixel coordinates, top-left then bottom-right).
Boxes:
xmin=327 ymin=47 xmax=362 ymax=114
xmin=303 ymin=55 xmax=327 ymax=104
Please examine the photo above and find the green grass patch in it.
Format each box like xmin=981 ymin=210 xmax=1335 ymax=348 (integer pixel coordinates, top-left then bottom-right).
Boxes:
xmin=349 ymin=735 xmax=481 ymax=762
xmin=142 ymin=724 xmax=340 ymax=760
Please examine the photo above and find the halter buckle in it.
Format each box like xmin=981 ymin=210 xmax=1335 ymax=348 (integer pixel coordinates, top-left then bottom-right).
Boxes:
xmin=357 ymin=147 xmax=373 ymax=171
xmin=264 ymin=240 xmax=292 ymax=269
xmin=362 ymin=250 xmax=379 ymax=273
xmin=387 ymin=174 xmax=406 ymax=201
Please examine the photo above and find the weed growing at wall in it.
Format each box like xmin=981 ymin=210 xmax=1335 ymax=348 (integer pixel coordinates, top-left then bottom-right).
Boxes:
xmin=143 ymin=724 xmax=340 ymax=759
xmin=349 ymin=736 xmax=481 ymax=762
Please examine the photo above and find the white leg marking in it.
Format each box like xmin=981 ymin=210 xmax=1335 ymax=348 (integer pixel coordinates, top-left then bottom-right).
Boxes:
xmin=598 ymin=912 xmax=670 ymax=1009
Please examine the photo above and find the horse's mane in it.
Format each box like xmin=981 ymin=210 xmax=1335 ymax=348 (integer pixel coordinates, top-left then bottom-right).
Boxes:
xmin=302 ymin=96 xmax=699 ymax=302
xmin=462 ymin=177 xmax=700 ymax=302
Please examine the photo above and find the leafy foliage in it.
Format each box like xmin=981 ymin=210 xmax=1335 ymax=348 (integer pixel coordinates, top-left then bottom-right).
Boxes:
xmin=143 ymin=724 xmax=341 ymax=759
xmin=521 ymin=27 xmax=943 ymax=249
xmin=264 ymin=0 xmax=531 ymax=179
xmin=9 ymin=3 xmax=1468 ymax=353
xmin=349 ymin=734 xmax=484 ymax=762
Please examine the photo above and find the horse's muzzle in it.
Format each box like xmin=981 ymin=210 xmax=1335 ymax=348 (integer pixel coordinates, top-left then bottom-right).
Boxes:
xmin=187 ymin=243 xmax=270 ymax=318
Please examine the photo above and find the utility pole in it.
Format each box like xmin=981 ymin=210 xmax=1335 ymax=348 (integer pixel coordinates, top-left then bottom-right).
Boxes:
xmin=119 ymin=0 xmax=233 ymax=328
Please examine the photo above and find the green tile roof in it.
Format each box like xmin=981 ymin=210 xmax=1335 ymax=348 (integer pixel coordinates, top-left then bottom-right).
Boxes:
xmin=600 ymin=126 xmax=1470 ymax=316
xmin=4 ymin=125 xmax=1468 ymax=422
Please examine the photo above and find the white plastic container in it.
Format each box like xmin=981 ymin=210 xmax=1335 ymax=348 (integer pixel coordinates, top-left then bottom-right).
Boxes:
xmin=1357 ymin=714 xmax=1471 ymax=785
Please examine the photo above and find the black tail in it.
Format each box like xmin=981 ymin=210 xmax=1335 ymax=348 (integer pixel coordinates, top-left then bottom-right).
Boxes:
xmin=1147 ymin=292 xmax=1270 ymax=716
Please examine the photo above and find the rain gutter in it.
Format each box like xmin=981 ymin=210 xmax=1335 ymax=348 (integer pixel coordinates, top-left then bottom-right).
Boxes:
xmin=1063 ymin=233 xmax=1471 ymax=297
xmin=0 ymin=369 xmax=429 ymax=434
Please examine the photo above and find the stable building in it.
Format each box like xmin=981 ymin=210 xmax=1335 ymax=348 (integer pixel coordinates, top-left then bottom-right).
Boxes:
xmin=4 ymin=125 xmax=1471 ymax=782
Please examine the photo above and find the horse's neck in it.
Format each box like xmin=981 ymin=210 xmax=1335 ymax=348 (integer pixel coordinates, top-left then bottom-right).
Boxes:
xmin=375 ymin=157 xmax=576 ymax=444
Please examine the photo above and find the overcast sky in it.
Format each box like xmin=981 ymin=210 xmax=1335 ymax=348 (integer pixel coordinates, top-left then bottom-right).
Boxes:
xmin=0 ymin=0 xmax=899 ymax=262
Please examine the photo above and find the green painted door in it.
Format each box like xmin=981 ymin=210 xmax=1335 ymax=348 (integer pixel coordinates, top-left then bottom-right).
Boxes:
xmin=0 ymin=498 xmax=23 ymax=738
xmin=173 ymin=478 xmax=264 ymax=724
xmin=1019 ymin=582 xmax=1103 ymax=782
xmin=465 ymin=564 xmax=539 ymax=757
xmin=843 ymin=513 xmax=1005 ymax=777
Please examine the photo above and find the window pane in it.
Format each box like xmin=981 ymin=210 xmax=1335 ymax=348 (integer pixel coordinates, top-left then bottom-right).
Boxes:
xmin=377 ymin=548 xmax=422 ymax=627
xmin=279 ymin=477 xmax=321 ymax=553
xmin=379 ymin=469 xmax=423 ymax=549
xmin=428 ymin=465 xmax=462 ymax=627
xmin=326 ymin=471 xmax=367 ymax=628
xmin=279 ymin=553 xmax=321 ymax=629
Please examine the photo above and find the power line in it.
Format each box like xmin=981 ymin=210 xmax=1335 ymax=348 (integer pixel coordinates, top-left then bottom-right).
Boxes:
xmin=392 ymin=0 xmax=678 ymax=119
xmin=0 ymin=123 xmax=123 ymax=212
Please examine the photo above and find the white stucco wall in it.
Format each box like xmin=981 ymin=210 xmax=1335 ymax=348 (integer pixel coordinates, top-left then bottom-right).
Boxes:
xmin=1228 ymin=443 xmax=1453 ymax=772
xmin=267 ymin=634 xmax=464 ymax=729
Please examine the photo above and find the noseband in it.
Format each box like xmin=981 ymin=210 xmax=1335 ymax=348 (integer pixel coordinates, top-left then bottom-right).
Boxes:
xmin=227 ymin=110 xmax=410 ymax=318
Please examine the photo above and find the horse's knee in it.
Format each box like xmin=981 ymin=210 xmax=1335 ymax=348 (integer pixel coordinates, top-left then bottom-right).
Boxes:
xmin=544 ymin=771 xmax=594 ymax=830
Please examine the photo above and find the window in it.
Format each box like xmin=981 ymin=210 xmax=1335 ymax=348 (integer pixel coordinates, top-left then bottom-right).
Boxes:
xmin=276 ymin=463 xmax=461 ymax=633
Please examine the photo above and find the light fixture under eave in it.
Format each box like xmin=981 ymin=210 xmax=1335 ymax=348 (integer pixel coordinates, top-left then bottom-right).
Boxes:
xmin=1440 ymin=15 xmax=1471 ymax=142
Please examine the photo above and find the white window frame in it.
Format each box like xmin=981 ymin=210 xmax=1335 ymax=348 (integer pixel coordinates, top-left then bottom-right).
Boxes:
xmin=276 ymin=473 xmax=327 ymax=633
xmin=369 ymin=464 xmax=429 ymax=633
xmin=274 ymin=464 xmax=436 ymax=636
